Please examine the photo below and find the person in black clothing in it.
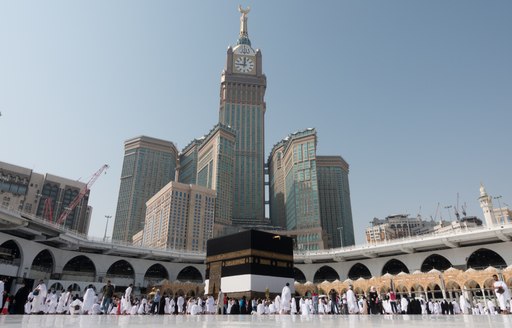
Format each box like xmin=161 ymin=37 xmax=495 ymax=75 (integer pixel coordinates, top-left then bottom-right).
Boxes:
xmin=158 ymin=294 xmax=166 ymax=314
xmin=441 ymin=299 xmax=448 ymax=314
xmin=368 ymin=286 xmax=379 ymax=315
xmin=13 ymin=281 xmax=30 ymax=314
xmin=407 ymin=294 xmax=422 ymax=314
xmin=230 ymin=299 xmax=240 ymax=314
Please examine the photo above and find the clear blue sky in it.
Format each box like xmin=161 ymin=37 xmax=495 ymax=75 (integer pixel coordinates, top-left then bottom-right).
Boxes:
xmin=1 ymin=1 xmax=511 ymax=244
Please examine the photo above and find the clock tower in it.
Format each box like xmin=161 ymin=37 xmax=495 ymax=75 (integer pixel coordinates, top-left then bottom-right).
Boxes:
xmin=219 ymin=6 xmax=266 ymax=222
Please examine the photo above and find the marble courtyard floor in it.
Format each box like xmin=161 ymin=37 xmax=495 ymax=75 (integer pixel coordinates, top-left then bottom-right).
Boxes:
xmin=1 ymin=314 xmax=511 ymax=328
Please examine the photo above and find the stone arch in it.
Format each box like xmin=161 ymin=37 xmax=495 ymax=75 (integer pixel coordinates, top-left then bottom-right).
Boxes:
xmin=294 ymin=268 xmax=306 ymax=283
xmin=163 ymin=288 xmax=173 ymax=297
xmin=176 ymin=289 xmax=185 ymax=296
xmin=106 ymin=260 xmax=135 ymax=279
xmin=464 ymin=280 xmax=483 ymax=299
xmin=347 ymin=263 xmax=372 ymax=280
xmin=395 ymin=285 xmax=409 ymax=296
xmin=313 ymin=265 xmax=339 ymax=283
xmin=176 ymin=266 xmax=203 ymax=283
xmin=30 ymin=249 xmax=55 ymax=279
xmin=354 ymin=287 xmax=364 ymax=297
xmin=381 ymin=259 xmax=409 ymax=275
xmin=0 ymin=239 xmax=23 ymax=265
xmin=421 ymin=254 xmax=452 ymax=272
xmin=67 ymin=283 xmax=81 ymax=293
xmin=144 ymin=263 xmax=169 ymax=285
xmin=49 ymin=282 xmax=64 ymax=292
xmin=62 ymin=255 xmax=96 ymax=282
xmin=426 ymin=283 xmax=443 ymax=300
xmin=187 ymin=289 xmax=195 ymax=297
xmin=467 ymin=248 xmax=507 ymax=270
xmin=445 ymin=281 xmax=461 ymax=293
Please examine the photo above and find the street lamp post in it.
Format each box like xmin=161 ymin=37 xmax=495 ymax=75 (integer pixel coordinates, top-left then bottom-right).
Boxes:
xmin=337 ymin=226 xmax=344 ymax=248
xmin=494 ymin=196 xmax=503 ymax=224
xmin=103 ymin=215 xmax=112 ymax=242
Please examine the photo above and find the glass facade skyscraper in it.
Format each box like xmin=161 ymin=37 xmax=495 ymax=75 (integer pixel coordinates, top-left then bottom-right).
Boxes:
xmin=112 ymin=136 xmax=178 ymax=242
xmin=317 ymin=156 xmax=355 ymax=247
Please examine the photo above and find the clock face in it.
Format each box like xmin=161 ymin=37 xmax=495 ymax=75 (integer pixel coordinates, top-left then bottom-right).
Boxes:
xmin=234 ymin=56 xmax=255 ymax=73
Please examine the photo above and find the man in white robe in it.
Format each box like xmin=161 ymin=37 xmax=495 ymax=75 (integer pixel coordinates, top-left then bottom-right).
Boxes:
xmin=347 ymin=286 xmax=358 ymax=314
xmin=177 ymin=295 xmax=185 ymax=314
xmin=82 ymin=286 xmax=96 ymax=314
xmin=216 ymin=290 xmax=224 ymax=315
xmin=274 ymin=295 xmax=281 ymax=313
xmin=459 ymin=294 xmax=470 ymax=314
xmin=124 ymin=284 xmax=133 ymax=314
xmin=69 ymin=296 xmax=83 ymax=315
xmin=280 ymin=283 xmax=292 ymax=314
xmin=291 ymin=297 xmax=297 ymax=314
xmin=487 ymin=299 xmax=496 ymax=314
xmin=47 ymin=290 xmax=58 ymax=314
xmin=206 ymin=295 xmax=215 ymax=314
xmin=400 ymin=296 xmax=408 ymax=314
xmin=31 ymin=280 xmax=47 ymax=314
xmin=493 ymin=274 xmax=510 ymax=314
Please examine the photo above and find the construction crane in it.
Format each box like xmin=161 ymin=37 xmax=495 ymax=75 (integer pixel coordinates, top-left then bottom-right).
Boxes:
xmin=56 ymin=164 xmax=109 ymax=226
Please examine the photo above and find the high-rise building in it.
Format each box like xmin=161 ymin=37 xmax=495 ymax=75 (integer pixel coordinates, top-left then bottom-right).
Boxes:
xmin=141 ymin=181 xmax=215 ymax=252
xmin=268 ymin=130 xmax=356 ymax=250
xmin=218 ymin=7 xmax=266 ymax=223
xmin=112 ymin=136 xmax=178 ymax=242
xmin=0 ymin=161 xmax=91 ymax=234
xmin=268 ymin=129 xmax=326 ymax=250
xmin=196 ymin=124 xmax=236 ymax=235
xmin=317 ymin=156 xmax=355 ymax=247
xmin=177 ymin=139 xmax=202 ymax=185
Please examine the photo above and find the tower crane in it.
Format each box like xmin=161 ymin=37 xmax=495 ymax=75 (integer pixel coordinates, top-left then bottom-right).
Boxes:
xmin=56 ymin=164 xmax=109 ymax=226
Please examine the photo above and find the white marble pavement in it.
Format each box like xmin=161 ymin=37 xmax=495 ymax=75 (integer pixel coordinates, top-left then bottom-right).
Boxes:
xmin=1 ymin=314 xmax=511 ymax=328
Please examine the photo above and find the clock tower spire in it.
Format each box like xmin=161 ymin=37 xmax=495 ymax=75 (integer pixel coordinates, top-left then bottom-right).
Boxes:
xmin=238 ymin=5 xmax=251 ymax=46
xmin=218 ymin=7 xmax=267 ymax=225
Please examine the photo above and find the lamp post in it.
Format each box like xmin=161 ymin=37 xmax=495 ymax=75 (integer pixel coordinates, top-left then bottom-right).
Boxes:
xmin=337 ymin=226 xmax=344 ymax=247
xmin=103 ymin=215 xmax=112 ymax=242
xmin=493 ymin=196 xmax=503 ymax=224
xmin=444 ymin=205 xmax=453 ymax=221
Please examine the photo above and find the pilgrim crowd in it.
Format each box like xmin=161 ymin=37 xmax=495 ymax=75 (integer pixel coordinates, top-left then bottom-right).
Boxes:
xmin=0 ymin=275 xmax=510 ymax=316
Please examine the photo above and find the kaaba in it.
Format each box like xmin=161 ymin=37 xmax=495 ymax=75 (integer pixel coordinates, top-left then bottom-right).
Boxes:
xmin=205 ymin=229 xmax=294 ymax=299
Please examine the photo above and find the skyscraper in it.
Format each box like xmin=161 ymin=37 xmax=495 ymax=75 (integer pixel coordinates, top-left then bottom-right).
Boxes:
xmin=268 ymin=130 xmax=355 ymax=250
xmin=218 ymin=7 xmax=266 ymax=222
xmin=177 ymin=139 xmax=201 ymax=185
xmin=196 ymin=124 xmax=236 ymax=235
xmin=268 ymin=129 xmax=326 ymax=250
xmin=112 ymin=136 xmax=178 ymax=242
xmin=317 ymin=156 xmax=355 ymax=247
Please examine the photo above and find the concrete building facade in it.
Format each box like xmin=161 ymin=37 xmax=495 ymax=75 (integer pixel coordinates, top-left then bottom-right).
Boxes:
xmin=141 ymin=181 xmax=215 ymax=252
xmin=0 ymin=161 xmax=90 ymax=234
xmin=196 ymin=124 xmax=236 ymax=235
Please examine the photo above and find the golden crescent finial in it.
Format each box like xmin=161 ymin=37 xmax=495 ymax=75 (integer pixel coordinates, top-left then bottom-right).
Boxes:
xmin=238 ymin=5 xmax=251 ymax=15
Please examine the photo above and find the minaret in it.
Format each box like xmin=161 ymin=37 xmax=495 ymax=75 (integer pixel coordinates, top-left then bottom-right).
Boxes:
xmin=218 ymin=6 xmax=266 ymax=222
xmin=479 ymin=183 xmax=496 ymax=227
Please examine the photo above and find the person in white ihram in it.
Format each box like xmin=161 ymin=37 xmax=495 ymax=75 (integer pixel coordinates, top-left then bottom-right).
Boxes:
xmin=493 ymin=274 xmax=510 ymax=314
xmin=346 ymin=285 xmax=359 ymax=314
xmin=280 ymin=282 xmax=292 ymax=314
xmin=31 ymin=279 xmax=47 ymax=314
xmin=82 ymin=285 xmax=96 ymax=314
